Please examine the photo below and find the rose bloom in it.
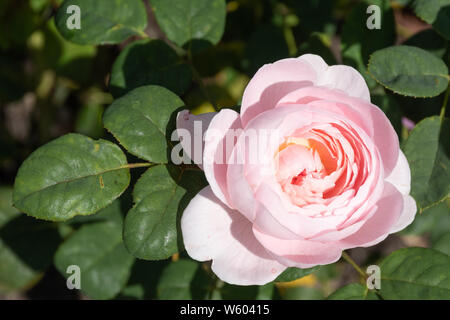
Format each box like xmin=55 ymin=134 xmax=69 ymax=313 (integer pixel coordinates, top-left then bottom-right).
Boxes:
xmin=176 ymin=54 xmax=416 ymax=285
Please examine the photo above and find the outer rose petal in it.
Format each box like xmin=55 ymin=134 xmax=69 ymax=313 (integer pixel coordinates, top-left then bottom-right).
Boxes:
xmin=298 ymin=54 xmax=328 ymax=75
xmin=240 ymin=58 xmax=317 ymax=126
xmin=203 ymin=109 xmax=242 ymax=208
xmin=385 ymin=150 xmax=411 ymax=195
xmin=319 ymin=65 xmax=370 ymax=102
xmin=226 ymin=157 xmax=256 ymax=221
xmin=240 ymin=54 xmax=371 ymax=127
xmin=340 ymin=182 xmax=404 ymax=248
xmin=299 ymin=54 xmax=370 ymax=101
xmin=253 ymin=226 xmax=343 ymax=269
xmin=384 ymin=150 xmax=417 ymax=233
xmin=390 ymin=195 xmax=417 ymax=233
xmin=181 ymin=186 xmax=286 ymax=285
xmin=176 ymin=110 xmax=216 ymax=168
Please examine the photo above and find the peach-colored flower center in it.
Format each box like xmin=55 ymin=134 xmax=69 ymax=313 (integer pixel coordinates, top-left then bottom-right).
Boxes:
xmin=275 ymin=126 xmax=363 ymax=208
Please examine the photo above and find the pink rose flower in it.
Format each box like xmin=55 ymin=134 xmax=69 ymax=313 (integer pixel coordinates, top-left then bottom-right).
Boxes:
xmin=176 ymin=54 xmax=416 ymax=285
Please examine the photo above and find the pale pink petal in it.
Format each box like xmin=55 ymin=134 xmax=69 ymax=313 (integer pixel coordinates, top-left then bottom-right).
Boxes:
xmin=298 ymin=55 xmax=370 ymax=101
xmin=340 ymin=182 xmax=404 ymax=248
xmin=226 ymin=106 xmax=309 ymax=221
xmin=305 ymin=100 xmax=373 ymax=136
xmin=253 ymin=226 xmax=343 ymax=269
xmin=240 ymin=54 xmax=370 ymax=129
xmin=298 ymin=54 xmax=329 ymax=75
xmin=203 ymin=109 xmax=242 ymax=207
xmin=226 ymin=149 xmax=257 ymax=221
xmin=309 ymin=205 xmax=378 ymax=242
xmin=181 ymin=186 xmax=286 ymax=285
xmin=368 ymin=105 xmax=400 ymax=176
xmin=254 ymin=183 xmax=349 ymax=239
xmin=319 ymin=65 xmax=370 ymax=101
xmin=390 ymin=195 xmax=417 ymax=233
xmin=385 ymin=150 xmax=411 ymax=195
xmin=277 ymin=86 xmax=399 ymax=176
xmin=176 ymin=110 xmax=215 ymax=168
xmin=240 ymin=58 xmax=318 ymax=126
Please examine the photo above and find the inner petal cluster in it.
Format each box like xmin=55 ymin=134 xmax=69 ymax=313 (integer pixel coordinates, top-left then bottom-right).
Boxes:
xmin=275 ymin=122 xmax=370 ymax=211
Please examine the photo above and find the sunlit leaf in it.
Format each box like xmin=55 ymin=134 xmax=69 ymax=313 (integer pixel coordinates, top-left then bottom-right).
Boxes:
xmin=13 ymin=133 xmax=130 ymax=221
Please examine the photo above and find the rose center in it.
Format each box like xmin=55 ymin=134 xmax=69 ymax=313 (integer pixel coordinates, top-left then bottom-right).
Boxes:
xmin=275 ymin=130 xmax=341 ymax=207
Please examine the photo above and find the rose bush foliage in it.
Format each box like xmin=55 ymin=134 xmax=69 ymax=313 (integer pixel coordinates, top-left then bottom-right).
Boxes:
xmin=1 ymin=0 xmax=449 ymax=299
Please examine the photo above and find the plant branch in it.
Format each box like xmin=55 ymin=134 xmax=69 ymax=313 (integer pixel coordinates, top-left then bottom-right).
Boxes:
xmin=283 ymin=26 xmax=297 ymax=56
xmin=440 ymin=83 xmax=450 ymax=120
xmin=342 ymin=251 xmax=366 ymax=279
xmin=122 ymin=162 xmax=155 ymax=169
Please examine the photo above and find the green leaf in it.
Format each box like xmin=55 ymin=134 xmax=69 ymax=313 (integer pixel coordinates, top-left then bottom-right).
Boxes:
xmin=403 ymin=199 xmax=450 ymax=238
xmin=368 ymin=45 xmax=449 ymax=97
xmin=103 ymin=86 xmax=184 ymax=164
xmin=413 ymin=0 xmax=450 ymax=40
xmin=403 ymin=116 xmax=450 ymax=211
xmin=150 ymin=0 xmax=226 ymax=49
xmin=275 ymin=266 xmax=320 ymax=282
xmin=123 ymin=165 xmax=207 ymax=260
xmin=157 ymin=259 xmax=210 ymax=299
xmin=55 ymin=0 xmax=147 ymax=45
xmin=57 ymin=199 xmax=124 ymax=239
xmin=109 ymin=39 xmax=192 ymax=98
xmin=0 ymin=215 xmax=61 ymax=293
xmin=54 ymin=221 xmax=134 ymax=299
xmin=327 ymin=283 xmax=379 ymax=300
xmin=0 ymin=187 xmax=19 ymax=228
xmin=379 ymin=247 xmax=450 ymax=299
xmin=67 ymin=198 xmax=124 ymax=226
xmin=428 ymin=200 xmax=450 ymax=243
xmin=13 ymin=133 xmax=130 ymax=221
xmin=433 ymin=232 xmax=450 ymax=256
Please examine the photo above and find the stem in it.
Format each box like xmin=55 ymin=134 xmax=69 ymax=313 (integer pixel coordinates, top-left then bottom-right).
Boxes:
xmin=136 ymin=29 xmax=149 ymax=38
xmin=283 ymin=26 xmax=297 ymax=56
xmin=342 ymin=251 xmax=366 ymax=279
xmin=121 ymin=162 xmax=155 ymax=169
xmin=440 ymin=84 xmax=450 ymax=120
xmin=208 ymin=275 xmax=223 ymax=300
